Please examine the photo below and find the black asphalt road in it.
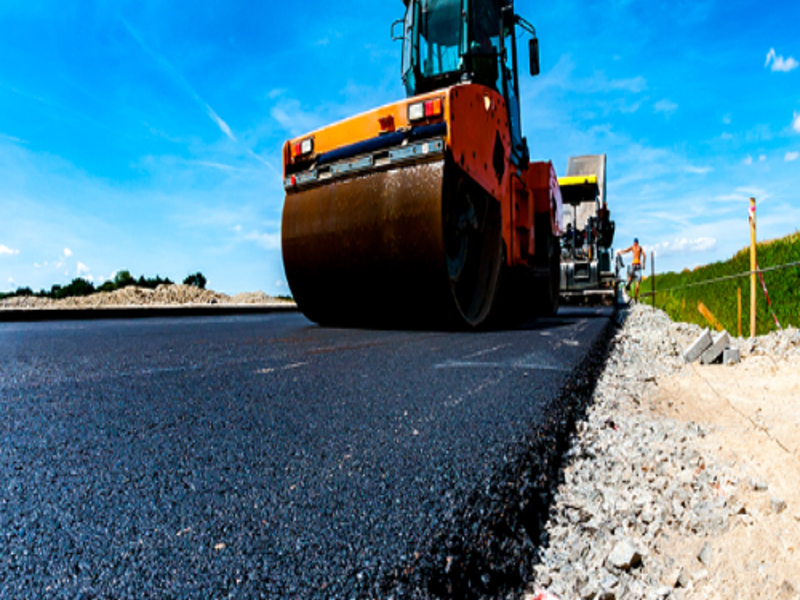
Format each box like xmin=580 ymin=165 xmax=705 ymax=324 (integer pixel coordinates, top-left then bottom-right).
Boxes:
xmin=0 ymin=309 xmax=613 ymax=599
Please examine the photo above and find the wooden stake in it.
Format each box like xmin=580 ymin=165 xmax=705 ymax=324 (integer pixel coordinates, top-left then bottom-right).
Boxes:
xmin=750 ymin=197 xmax=757 ymax=338
xmin=737 ymin=287 xmax=742 ymax=338
xmin=698 ymin=302 xmax=724 ymax=332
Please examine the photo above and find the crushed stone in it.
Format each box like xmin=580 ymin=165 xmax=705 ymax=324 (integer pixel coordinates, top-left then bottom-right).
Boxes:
xmin=524 ymin=304 xmax=800 ymax=600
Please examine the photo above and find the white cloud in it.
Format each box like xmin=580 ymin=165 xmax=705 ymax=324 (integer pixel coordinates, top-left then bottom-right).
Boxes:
xmin=742 ymin=155 xmax=753 ymax=165
xmin=270 ymin=98 xmax=328 ymax=138
xmin=276 ymin=280 xmax=284 ymax=287
xmin=0 ymin=133 xmax=23 ymax=143
xmin=77 ymin=261 xmax=91 ymax=276
xmin=194 ymin=161 xmax=244 ymax=172
xmin=648 ymin=237 xmax=717 ymax=257
xmin=0 ymin=244 xmax=19 ymax=256
xmin=685 ymin=165 xmax=713 ymax=174
xmin=713 ymin=187 xmax=771 ymax=203
xmin=793 ymin=112 xmax=800 ymax=134
xmin=722 ymin=114 xmax=732 ymax=125
xmin=765 ymin=49 xmax=799 ymax=72
xmin=64 ymin=247 xmax=73 ymax=257
xmin=205 ymin=105 xmax=236 ymax=142
xmin=759 ymin=155 xmax=767 ymax=162
xmin=244 ymin=231 xmax=281 ymax=250
xmin=786 ymin=151 xmax=799 ymax=162
xmin=123 ymin=20 xmax=237 ymax=143
xmin=233 ymin=224 xmax=281 ymax=250
xmin=714 ymin=193 xmax=747 ymax=202
xmin=601 ymin=75 xmax=648 ymax=94
xmin=8 ymin=277 xmax=15 ymax=284
xmin=654 ymin=99 xmax=678 ymax=116
xmin=737 ymin=186 xmax=770 ymax=199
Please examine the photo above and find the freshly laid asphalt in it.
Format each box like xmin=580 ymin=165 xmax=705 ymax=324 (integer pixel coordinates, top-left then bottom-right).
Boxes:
xmin=0 ymin=308 xmax=614 ymax=599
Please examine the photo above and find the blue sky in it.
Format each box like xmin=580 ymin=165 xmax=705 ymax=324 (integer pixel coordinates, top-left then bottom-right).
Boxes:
xmin=1 ymin=0 xmax=798 ymax=294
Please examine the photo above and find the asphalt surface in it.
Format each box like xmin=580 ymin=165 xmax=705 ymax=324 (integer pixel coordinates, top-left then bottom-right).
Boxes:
xmin=0 ymin=308 xmax=614 ymax=599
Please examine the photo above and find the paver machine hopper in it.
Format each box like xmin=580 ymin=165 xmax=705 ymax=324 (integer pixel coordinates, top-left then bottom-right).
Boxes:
xmin=281 ymin=0 xmax=565 ymax=328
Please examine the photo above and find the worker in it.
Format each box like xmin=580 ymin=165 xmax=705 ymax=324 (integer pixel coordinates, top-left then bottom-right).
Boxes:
xmin=618 ymin=238 xmax=646 ymax=302
xmin=565 ymin=223 xmax=575 ymax=252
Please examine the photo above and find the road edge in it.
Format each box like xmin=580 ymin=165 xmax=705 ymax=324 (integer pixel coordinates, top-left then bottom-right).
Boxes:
xmin=0 ymin=304 xmax=299 ymax=323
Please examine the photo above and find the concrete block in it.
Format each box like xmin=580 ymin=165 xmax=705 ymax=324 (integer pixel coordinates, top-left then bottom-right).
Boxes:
xmin=723 ymin=347 xmax=740 ymax=365
xmin=701 ymin=331 xmax=730 ymax=365
xmin=683 ymin=329 xmax=713 ymax=363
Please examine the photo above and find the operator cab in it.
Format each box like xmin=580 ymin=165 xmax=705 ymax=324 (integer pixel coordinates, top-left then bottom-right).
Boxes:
xmin=396 ymin=0 xmax=540 ymax=167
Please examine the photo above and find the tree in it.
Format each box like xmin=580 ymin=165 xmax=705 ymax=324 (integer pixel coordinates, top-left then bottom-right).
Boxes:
xmin=137 ymin=274 xmax=173 ymax=290
xmin=183 ymin=272 xmax=207 ymax=289
xmin=56 ymin=278 xmax=95 ymax=299
xmin=114 ymin=270 xmax=136 ymax=288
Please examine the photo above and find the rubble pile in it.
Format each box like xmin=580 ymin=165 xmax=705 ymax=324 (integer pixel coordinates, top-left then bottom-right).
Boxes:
xmin=740 ymin=326 xmax=800 ymax=358
xmin=0 ymin=285 xmax=291 ymax=309
xmin=526 ymin=305 xmax=768 ymax=600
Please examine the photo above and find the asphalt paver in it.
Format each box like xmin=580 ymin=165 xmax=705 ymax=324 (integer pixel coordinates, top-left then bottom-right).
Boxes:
xmin=0 ymin=309 xmax=613 ymax=599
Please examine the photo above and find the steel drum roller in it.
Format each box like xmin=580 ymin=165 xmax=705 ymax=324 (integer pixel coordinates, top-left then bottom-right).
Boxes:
xmin=282 ymin=158 xmax=502 ymax=328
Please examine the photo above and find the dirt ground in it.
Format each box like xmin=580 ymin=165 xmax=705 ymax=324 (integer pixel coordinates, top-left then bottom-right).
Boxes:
xmin=651 ymin=355 xmax=800 ymax=599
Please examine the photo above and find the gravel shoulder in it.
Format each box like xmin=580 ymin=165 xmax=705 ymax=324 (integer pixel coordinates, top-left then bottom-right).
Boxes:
xmin=524 ymin=305 xmax=800 ymax=600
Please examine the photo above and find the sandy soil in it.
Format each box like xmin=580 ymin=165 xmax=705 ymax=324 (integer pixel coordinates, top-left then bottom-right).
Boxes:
xmin=651 ymin=355 xmax=800 ymax=599
xmin=0 ymin=285 xmax=293 ymax=309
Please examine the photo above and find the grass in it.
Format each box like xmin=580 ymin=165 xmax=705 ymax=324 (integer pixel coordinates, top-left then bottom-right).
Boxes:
xmin=639 ymin=231 xmax=800 ymax=336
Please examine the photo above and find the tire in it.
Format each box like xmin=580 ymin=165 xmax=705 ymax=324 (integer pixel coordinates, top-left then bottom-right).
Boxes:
xmin=531 ymin=214 xmax=561 ymax=317
xmin=442 ymin=168 xmax=503 ymax=328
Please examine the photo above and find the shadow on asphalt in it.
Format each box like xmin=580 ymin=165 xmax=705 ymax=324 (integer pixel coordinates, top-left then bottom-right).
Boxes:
xmin=303 ymin=305 xmax=619 ymax=335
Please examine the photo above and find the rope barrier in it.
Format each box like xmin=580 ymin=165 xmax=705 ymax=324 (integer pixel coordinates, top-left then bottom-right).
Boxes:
xmin=641 ymin=259 xmax=800 ymax=296
xmin=757 ymin=263 xmax=783 ymax=331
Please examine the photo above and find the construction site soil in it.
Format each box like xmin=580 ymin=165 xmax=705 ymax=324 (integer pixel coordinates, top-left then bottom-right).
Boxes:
xmin=0 ymin=285 xmax=292 ymax=309
xmin=524 ymin=306 xmax=800 ymax=600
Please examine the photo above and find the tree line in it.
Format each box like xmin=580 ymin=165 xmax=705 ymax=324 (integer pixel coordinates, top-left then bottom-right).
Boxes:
xmin=1 ymin=271 xmax=208 ymax=301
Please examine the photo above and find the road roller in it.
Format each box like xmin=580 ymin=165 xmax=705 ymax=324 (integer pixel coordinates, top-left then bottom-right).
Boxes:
xmin=281 ymin=0 xmax=564 ymax=328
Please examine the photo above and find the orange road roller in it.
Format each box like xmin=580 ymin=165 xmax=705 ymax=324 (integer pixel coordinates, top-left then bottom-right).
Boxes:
xmin=282 ymin=0 xmax=564 ymax=328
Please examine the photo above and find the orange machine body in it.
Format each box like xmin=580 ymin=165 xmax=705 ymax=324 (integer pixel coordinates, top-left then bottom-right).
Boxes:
xmin=283 ymin=82 xmax=562 ymax=271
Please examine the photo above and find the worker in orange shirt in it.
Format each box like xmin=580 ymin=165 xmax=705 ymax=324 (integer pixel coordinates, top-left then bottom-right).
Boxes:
xmin=618 ymin=238 xmax=646 ymax=302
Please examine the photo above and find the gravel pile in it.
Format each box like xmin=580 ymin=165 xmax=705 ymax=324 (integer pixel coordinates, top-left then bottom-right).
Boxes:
xmin=0 ymin=285 xmax=291 ymax=309
xmin=525 ymin=305 xmax=745 ymax=600
xmin=740 ymin=326 xmax=800 ymax=358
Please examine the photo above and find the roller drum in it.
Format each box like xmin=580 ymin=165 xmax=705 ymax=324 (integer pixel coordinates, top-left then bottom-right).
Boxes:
xmin=282 ymin=158 xmax=502 ymax=328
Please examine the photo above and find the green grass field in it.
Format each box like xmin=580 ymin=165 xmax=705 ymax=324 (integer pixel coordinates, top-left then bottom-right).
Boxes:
xmin=639 ymin=231 xmax=800 ymax=336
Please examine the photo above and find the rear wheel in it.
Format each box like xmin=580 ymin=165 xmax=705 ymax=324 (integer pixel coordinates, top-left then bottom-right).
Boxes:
xmin=442 ymin=169 xmax=503 ymax=328
xmin=531 ymin=214 xmax=561 ymax=317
